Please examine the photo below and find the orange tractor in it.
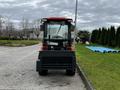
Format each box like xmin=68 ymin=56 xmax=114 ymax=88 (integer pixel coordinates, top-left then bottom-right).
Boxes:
xmin=36 ymin=17 xmax=76 ymax=76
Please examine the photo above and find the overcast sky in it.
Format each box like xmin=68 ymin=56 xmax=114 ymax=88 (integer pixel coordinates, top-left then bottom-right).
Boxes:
xmin=0 ymin=0 xmax=120 ymax=30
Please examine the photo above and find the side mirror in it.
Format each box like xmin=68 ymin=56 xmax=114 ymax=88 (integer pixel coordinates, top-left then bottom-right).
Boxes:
xmin=40 ymin=25 xmax=44 ymax=31
xmin=70 ymin=25 xmax=75 ymax=32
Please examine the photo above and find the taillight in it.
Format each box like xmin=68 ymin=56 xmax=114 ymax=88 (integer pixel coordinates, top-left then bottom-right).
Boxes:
xmin=42 ymin=43 xmax=48 ymax=50
xmin=66 ymin=44 xmax=74 ymax=51
xmin=67 ymin=46 xmax=72 ymax=51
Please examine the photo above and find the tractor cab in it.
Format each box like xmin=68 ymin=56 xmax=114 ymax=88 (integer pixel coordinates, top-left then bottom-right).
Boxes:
xmin=41 ymin=17 xmax=74 ymax=51
xmin=36 ymin=17 xmax=76 ymax=76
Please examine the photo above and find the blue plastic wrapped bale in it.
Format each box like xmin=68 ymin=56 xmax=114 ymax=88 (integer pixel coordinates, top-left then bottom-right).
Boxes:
xmin=86 ymin=46 xmax=120 ymax=53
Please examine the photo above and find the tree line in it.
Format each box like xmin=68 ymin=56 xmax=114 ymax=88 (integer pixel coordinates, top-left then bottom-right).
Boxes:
xmin=91 ymin=26 xmax=120 ymax=47
xmin=0 ymin=15 xmax=41 ymax=40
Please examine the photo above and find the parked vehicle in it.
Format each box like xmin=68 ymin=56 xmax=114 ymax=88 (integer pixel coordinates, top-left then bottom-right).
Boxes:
xmin=36 ymin=17 xmax=76 ymax=76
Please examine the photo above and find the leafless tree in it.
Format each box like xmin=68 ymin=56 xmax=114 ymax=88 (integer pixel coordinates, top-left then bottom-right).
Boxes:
xmin=0 ymin=16 xmax=3 ymax=37
xmin=20 ymin=18 xmax=31 ymax=39
xmin=33 ymin=19 xmax=41 ymax=39
xmin=17 ymin=30 xmax=24 ymax=39
xmin=6 ymin=20 xmax=15 ymax=39
xmin=0 ymin=15 xmax=42 ymax=40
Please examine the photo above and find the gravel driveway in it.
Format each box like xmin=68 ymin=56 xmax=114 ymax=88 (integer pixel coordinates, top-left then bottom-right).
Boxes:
xmin=0 ymin=44 xmax=85 ymax=90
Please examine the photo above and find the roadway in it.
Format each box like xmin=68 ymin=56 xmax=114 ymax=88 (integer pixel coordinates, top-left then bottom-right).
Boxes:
xmin=0 ymin=44 xmax=86 ymax=90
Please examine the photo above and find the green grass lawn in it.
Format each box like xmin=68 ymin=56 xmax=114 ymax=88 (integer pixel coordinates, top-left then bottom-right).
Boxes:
xmin=76 ymin=44 xmax=120 ymax=90
xmin=0 ymin=40 xmax=40 ymax=47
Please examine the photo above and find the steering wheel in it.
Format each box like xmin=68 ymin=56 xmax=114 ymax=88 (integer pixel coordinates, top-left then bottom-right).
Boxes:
xmin=52 ymin=35 xmax=63 ymax=39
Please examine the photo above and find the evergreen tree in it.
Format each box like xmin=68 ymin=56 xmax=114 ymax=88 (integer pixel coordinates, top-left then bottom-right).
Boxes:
xmin=97 ymin=28 xmax=101 ymax=44
xmin=107 ymin=26 xmax=116 ymax=47
xmin=115 ymin=26 xmax=120 ymax=47
xmin=105 ymin=28 xmax=109 ymax=46
xmin=110 ymin=26 xmax=116 ymax=47
xmin=91 ymin=30 xmax=99 ymax=43
xmin=107 ymin=28 xmax=111 ymax=46
xmin=103 ymin=28 xmax=108 ymax=45
xmin=118 ymin=35 xmax=120 ymax=47
xmin=99 ymin=27 xmax=107 ymax=45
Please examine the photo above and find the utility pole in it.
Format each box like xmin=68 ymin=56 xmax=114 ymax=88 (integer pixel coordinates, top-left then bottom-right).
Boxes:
xmin=75 ymin=0 xmax=78 ymax=29
xmin=74 ymin=0 xmax=78 ymax=43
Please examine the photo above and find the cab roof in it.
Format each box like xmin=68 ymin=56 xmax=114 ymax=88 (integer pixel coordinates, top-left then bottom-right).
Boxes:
xmin=42 ymin=17 xmax=73 ymax=21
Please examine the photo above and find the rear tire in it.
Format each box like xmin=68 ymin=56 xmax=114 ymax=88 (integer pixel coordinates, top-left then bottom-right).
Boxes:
xmin=66 ymin=69 xmax=75 ymax=76
xmin=38 ymin=70 xmax=48 ymax=76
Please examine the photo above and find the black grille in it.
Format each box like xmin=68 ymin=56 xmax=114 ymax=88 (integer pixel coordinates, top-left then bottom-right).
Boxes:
xmin=41 ymin=57 xmax=72 ymax=64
